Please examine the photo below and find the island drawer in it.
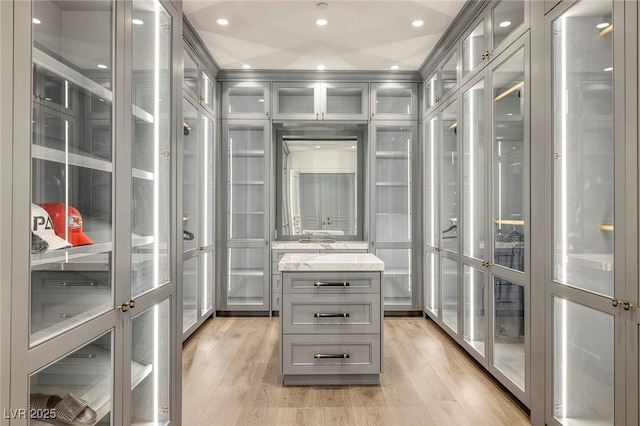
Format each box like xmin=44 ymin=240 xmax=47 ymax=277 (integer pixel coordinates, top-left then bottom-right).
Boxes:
xmin=282 ymin=334 xmax=380 ymax=375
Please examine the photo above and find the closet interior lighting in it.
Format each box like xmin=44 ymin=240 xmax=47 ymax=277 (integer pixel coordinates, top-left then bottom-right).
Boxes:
xmin=494 ymin=81 xmax=524 ymax=102
xmin=598 ymin=24 xmax=612 ymax=37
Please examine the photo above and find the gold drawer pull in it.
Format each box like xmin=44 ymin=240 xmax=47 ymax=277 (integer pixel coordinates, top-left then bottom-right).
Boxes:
xmin=314 ymin=353 xmax=350 ymax=359
xmin=314 ymin=313 xmax=350 ymax=318
xmin=314 ymin=281 xmax=350 ymax=287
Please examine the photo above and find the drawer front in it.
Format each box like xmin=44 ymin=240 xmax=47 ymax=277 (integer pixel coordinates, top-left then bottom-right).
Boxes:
xmin=283 ymin=271 xmax=380 ymax=294
xmin=271 ymin=292 xmax=281 ymax=311
xmin=32 ymin=293 xmax=111 ymax=327
xmin=282 ymin=334 xmax=380 ymax=375
xmin=282 ymin=294 xmax=380 ymax=334
xmin=32 ymin=270 xmax=110 ymax=293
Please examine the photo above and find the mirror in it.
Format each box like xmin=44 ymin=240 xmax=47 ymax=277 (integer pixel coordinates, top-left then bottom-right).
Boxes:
xmin=280 ymin=140 xmax=358 ymax=237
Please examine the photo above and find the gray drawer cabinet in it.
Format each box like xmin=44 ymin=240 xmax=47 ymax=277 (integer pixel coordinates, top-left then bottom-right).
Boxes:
xmin=280 ymin=264 xmax=384 ymax=386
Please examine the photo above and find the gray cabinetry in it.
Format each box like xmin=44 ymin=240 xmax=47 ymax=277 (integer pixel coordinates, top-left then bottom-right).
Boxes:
xmin=222 ymin=81 xmax=270 ymax=120
xmin=272 ymin=82 xmax=368 ymax=121
xmin=220 ymin=120 xmax=270 ymax=311
xmin=370 ymin=82 xmax=418 ymax=120
xmin=5 ymin=0 xmax=182 ymax=423
xmin=181 ymin=44 xmax=216 ymax=340
xmin=279 ymin=254 xmax=384 ymax=386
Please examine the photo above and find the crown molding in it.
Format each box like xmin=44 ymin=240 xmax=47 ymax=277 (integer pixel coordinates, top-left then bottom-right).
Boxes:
xmin=217 ymin=69 xmax=421 ymax=82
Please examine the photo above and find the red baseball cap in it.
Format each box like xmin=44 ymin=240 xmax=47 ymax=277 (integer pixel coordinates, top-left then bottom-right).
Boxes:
xmin=39 ymin=202 xmax=94 ymax=247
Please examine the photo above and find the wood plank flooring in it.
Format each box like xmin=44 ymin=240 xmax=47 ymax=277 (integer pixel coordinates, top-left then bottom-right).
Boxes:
xmin=182 ymin=317 xmax=530 ymax=425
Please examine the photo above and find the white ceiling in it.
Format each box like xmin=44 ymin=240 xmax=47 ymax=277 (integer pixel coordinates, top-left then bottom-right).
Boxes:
xmin=182 ymin=1 xmax=467 ymax=71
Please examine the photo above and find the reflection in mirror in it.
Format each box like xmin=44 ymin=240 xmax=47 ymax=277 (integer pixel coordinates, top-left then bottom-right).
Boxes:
xmin=281 ymin=140 xmax=358 ymax=237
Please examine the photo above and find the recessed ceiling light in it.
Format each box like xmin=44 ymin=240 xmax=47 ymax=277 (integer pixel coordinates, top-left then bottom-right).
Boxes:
xmin=499 ymin=21 xmax=511 ymax=28
xmin=242 ymin=64 xmax=251 ymax=69
xmin=316 ymin=65 xmax=326 ymax=70
xmin=217 ymin=18 xmax=229 ymax=26
xmin=32 ymin=18 xmax=41 ymax=24
xmin=507 ymin=113 xmax=513 ymax=116
xmin=258 ymin=99 xmax=265 ymax=103
xmin=604 ymin=67 xmax=613 ymax=72
xmin=596 ymin=22 xmax=610 ymax=29
xmin=351 ymin=145 xmax=356 ymax=149
xmin=132 ymin=19 xmax=144 ymax=25
xmin=411 ymin=20 xmax=424 ymax=27
xmin=97 ymin=64 xmax=108 ymax=69
xmin=390 ymin=65 xmax=400 ymax=70
xmin=316 ymin=145 xmax=321 ymax=149
xmin=316 ymin=19 xmax=328 ymax=26
xmin=316 ymin=2 xmax=328 ymax=9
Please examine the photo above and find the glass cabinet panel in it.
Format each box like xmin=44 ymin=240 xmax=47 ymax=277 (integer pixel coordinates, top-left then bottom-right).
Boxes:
xmin=225 ymin=82 xmax=269 ymax=117
xmin=424 ymin=74 xmax=438 ymax=113
xmin=493 ymin=48 xmax=525 ymax=272
xmin=203 ymin=115 xmax=214 ymax=246
xmin=202 ymin=251 xmax=214 ymax=315
xmin=425 ymin=252 xmax=439 ymax=316
xmin=463 ymin=79 xmax=486 ymax=260
xmin=183 ymin=49 xmax=198 ymax=94
xmin=553 ymin=297 xmax=613 ymax=425
xmin=494 ymin=276 xmax=525 ymax=391
xmin=29 ymin=332 xmax=113 ymax=425
xmin=273 ymin=83 xmax=318 ymax=119
xmin=442 ymin=257 xmax=458 ymax=332
xmin=441 ymin=101 xmax=459 ymax=254
xmin=227 ymin=124 xmax=266 ymax=240
xmin=202 ymin=72 xmax=215 ymax=111
xmin=30 ymin=0 xmax=114 ymax=345
xmin=493 ymin=0 xmax=525 ymax=48
xmin=372 ymin=83 xmax=414 ymax=117
xmin=227 ymin=248 xmax=265 ymax=306
xmin=463 ymin=21 xmax=485 ymax=78
xmin=132 ymin=298 xmax=171 ymax=424
xmin=375 ymin=125 xmax=412 ymax=243
xmin=131 ymin=0 xmax=172 ymax=298
xmin=424 ymin=117 xmax=438 ymax=248
xmin=464 ymin=265 xmax=485 ymax=356
xmin=376 ymin=249 xmax=411 ymax=306
xmin=183 ymin=99 xmax=199 ymax=253
xmin=552 ymin=1 xmax=613 ymax=297
xmin=441 ymin=51 xmax=458 ymax=100
xmin=323 ymin=82 xmax=368 ymax=119
xmin=183 ymin=256 xmax=198 ymax=332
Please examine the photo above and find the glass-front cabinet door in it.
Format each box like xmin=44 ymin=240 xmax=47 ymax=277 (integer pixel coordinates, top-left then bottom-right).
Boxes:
xmin=424 ymin=114 xmax=440 ymax=317
xmin=441 ymin=49 xmax=458 ymax=102
xmin=222 ymin=120 xmax=269 ymax=311
xmin=129 ymin=0 xmax=175 ymax=423
xmin=370 ymin=82 xmax=418 ymax=120
xmin=223 ymin=81 xmax=270 ymax=119
xmin=462 ymin=19 xmax=487 ymax=81
xmin=491 ymin=43 xmax=527 ymax=396
xmin=321 ymin=82 xmax=368 ymax=120
xmin=549 ymin=1 xmax=620 ymax=425
xmin=372 ymin=122 xmax=415 ymax=308
xmin=272 ymin=82 xmax=319 ymax=120
xmin=461 ymin=75 xmax=487 ymax=362
xmin=424 ymin=72 xmax=438 ymax=115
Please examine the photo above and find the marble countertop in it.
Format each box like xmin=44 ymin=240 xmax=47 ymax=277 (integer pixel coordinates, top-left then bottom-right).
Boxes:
xmin=278 ymin=253 xmax=384 ymax=272
xmin=271 ymin=241 xmax=370 ymax=250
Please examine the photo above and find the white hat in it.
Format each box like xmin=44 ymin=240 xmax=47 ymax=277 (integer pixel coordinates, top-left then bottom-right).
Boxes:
xmin=31 ymin=203 xmax=72 ymax=251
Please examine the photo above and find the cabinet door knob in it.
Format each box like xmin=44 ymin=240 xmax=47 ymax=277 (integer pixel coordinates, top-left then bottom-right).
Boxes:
xmin=624 ymin=302 xmax=634 ymax=311
xmin=321 ymin=112 xmax=325 ymax=120
xmin=612 ymin=298 xmax=621 ymax=307
xmin=316 ymin=112 xmax=319 ymax=120
xmin=117 ymin=303 xmax=129 ymax=312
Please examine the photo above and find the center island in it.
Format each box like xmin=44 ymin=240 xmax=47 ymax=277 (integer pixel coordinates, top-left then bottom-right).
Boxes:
xmin=278 ymin=252 xmax=385 ymax=386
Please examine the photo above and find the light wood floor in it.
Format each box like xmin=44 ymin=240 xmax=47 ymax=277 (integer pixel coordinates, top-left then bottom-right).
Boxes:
xmin=182 ymin=317 xmax=530 ymax=425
